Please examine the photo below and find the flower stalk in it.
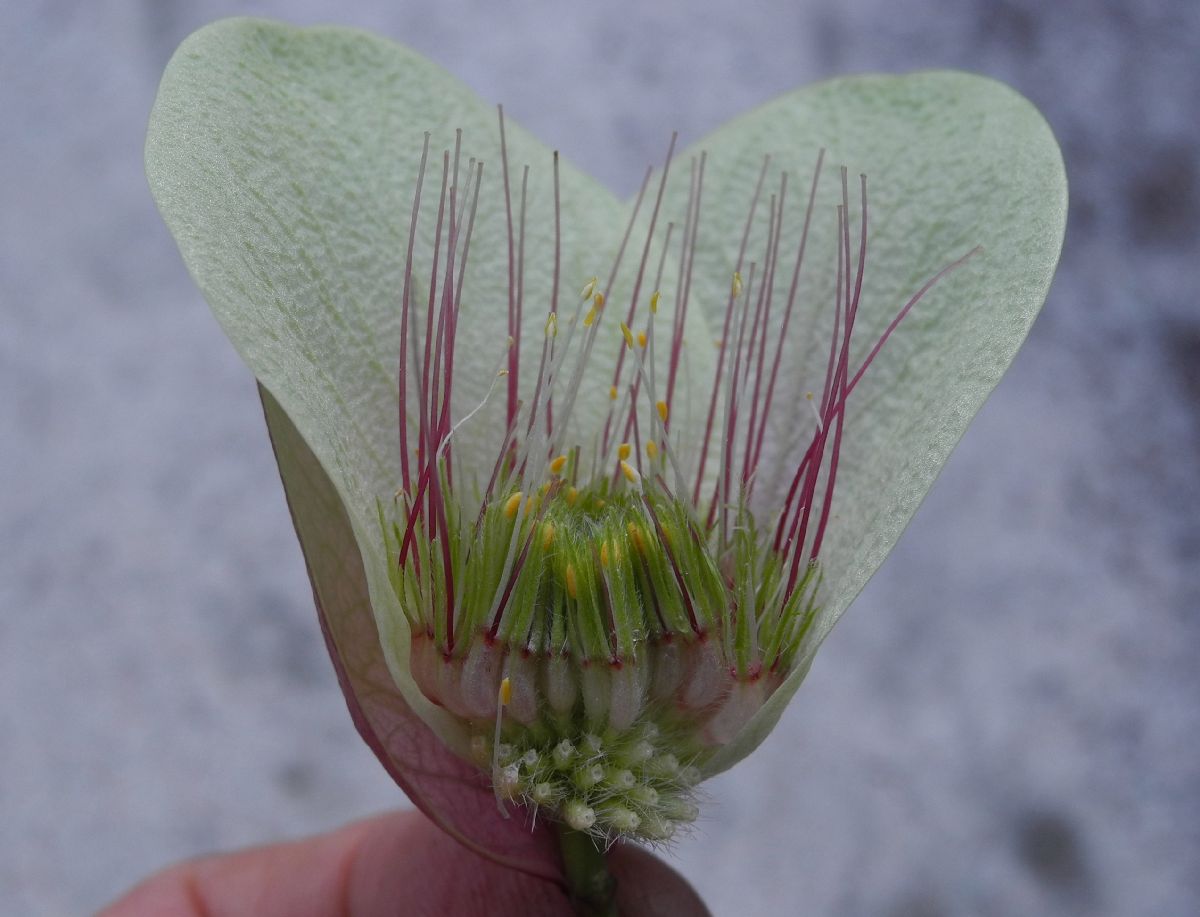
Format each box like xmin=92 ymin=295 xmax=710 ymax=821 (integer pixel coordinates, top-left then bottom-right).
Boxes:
xmin=556 ymin=825 xmax=618 ymax=916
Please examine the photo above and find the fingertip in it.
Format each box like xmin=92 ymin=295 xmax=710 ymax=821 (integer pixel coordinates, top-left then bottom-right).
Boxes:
xmin=97 ymin=865 xmax=201 ymax=917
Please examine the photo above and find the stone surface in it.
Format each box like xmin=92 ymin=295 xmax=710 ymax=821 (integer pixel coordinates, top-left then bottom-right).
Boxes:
xmin=2 ymin=1 xmax=1197 ymax=914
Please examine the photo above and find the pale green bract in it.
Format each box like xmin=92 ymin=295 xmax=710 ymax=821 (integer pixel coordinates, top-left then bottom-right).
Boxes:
xmin=146 ymin=17 xmax=1065 ymax=841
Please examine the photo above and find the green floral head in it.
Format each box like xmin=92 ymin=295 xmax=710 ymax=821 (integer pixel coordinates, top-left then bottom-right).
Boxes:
xmin=146 ymin=14 xmax=1065 ymax=879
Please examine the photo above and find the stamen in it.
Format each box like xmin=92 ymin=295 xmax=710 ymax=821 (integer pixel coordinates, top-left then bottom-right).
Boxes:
xmin=751 ymin=151 xmax=825 ymax=477
xmin=503 ymin=491 xmax=523 ymax=519
xmin=805 ymin=392 xmax=823 ymax=432
xmin=619 ymin=461 xmax=641 ymax=485
xmin=846 ymin=243 xmax=982 ymax=396
xmin=693 ymin=155 xmax=770 ymax=505
xmin=616 ymin=224 xmax=675 ymax=488
xmin=666 ymin=153 xmax=705 ymax=418
xmin=602 ymin=132 xmax=678 ymax=455
xmin=398 ymin=133 xmax=430 ymax=494
xmin=627 ymin=521 xmax=646 ymax=554
xmin=492 ymin=676 xmax=513 ymax=813
xmin=743 ymin=176 xmax=787 ymax=492
xmin=714 ymin=261 xmax=758 ymax=546
xmin=548 ymin=151 xmax=561 ymax=436
xmin=619 ymin=321 xmax=635 ymax=349
xmin=611 ymin=313 xmax=690 ymax=499
xmin=545 ymin=167 xmax=653 ymax=463
xmin=640 ymin=495 xmax=702 ymax=635
xmin=497 ymin=106 xmax=521 ymax=429
xmin=415 ymin=149 xmax=448 ymax=488
xmin=511 ymin=162 xmax=529 ymax=439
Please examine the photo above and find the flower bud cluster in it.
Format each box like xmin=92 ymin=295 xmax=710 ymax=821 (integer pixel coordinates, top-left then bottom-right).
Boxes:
xmin=472 ymin=724 xmax=700 ymax=839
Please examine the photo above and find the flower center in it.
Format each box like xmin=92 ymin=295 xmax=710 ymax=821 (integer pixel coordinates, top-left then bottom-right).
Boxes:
xmin=392 ymin=453 xmax=799 ymax=839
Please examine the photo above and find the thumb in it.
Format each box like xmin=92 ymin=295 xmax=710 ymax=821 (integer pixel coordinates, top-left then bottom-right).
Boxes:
xmin=350 ymin=811 xmax=711 ymax=916
xmin=607 ymin=841 xmax=711 ymax=916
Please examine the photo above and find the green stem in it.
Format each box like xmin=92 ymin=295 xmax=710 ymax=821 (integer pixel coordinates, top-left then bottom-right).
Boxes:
xmin=556 ymin=824 xmax=617 ymax=916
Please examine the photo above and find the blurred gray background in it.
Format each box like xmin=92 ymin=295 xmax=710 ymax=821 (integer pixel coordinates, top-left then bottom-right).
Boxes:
xmin=3 ymin=1 xmax=1197 ymax=914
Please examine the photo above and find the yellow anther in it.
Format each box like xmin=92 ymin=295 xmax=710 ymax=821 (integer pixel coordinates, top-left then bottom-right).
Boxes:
xmin=503 ymin=491 xmax=523 ymax=519
xmin=637 ymin=330 xmax=647 ymax=349
xmin=649 ymin=290 xmax=661 ymax=314
xmin=618 ymin=442 xmax=632 ymax=461
xmin=731 ymin=271 xmax=743 ymax=298
xmin=619 ymin=461 xmax=641 ymax=484
xmin=612 ymin=542 xmax=622 ymax=563
xmin=600 ymin=542 xmax=610 ymax=568
xmin=609 ymin=385 xmax=618 ymax=401
xmin=524 ymin=494 xmax=538 ymax=517
xmin=627 ymin=522 xmax=646 ymax=554
xmin=500 ymin=677 xmax=512 ymax=706
xmin=550 ymin=454 xmax=568 ymax=475
xmin=541 ymin=522 xmax=556 ymax=550
xmin=596 ymin=498 xmax=607 ymax=509
xmin=593 ymin=292 xmax=605 ymax=309
xmin=580 ymin=276 xmax=598 ymax=300
xmin=566 ymin=487 xmax=579 ymax=506
xmin=646 ymin=440 xmax=659 ymax=460
xmin=545 ymin=312 xmax=558 ymax=337
xmin=497 ymin=369 xmax=509 ymax=377
xmin=538 ymin=482 xmax=551 ymax=496
xmin=805 ymin=391 xmax=823 ymax=430
xmin=583 ymin=307 xmax=597 ymax=327
xmin=656 ymin=400 xmax=669 ymax=423
xmin=619 ymin=321 xmax=635 ymax=349
xmin=565 ymin=564 xmax=578 ymax=599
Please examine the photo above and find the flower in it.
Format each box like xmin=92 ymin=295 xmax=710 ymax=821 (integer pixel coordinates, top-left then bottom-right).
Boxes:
xmin=147 ymin=14 xmax=1065 ymax=882
xmin=382 ymin=120 xmax=987 ymax=842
